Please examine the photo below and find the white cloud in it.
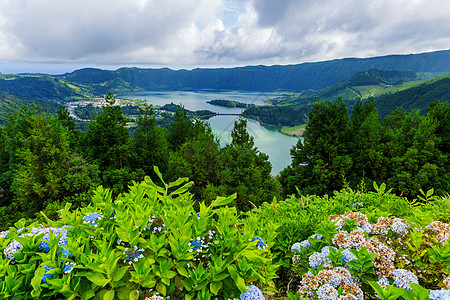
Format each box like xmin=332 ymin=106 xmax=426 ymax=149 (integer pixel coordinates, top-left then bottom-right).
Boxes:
xmin=0 ymin=0 xmax=449 ymax=71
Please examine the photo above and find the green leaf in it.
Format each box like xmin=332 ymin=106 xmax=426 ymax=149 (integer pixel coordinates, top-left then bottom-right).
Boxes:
xmin=81 ymin=289 xmax=96 ymax=300
xmin=156 ymin=283 xmax=167 ymax=296
xmin=211 ymin=193 xmax=237 ymax=207
xmin=169 ymin=181 xmax=194 ymax=196
xmin=103 ymin=290 xmax=115 ymax=300
xmin=112 ymin=266 xmax=128 ymax=282
xmin=31 ymin=266 xmax=45 ymax=298
xmin=210 ymin=281 xmax=223 ymax=295
xmin=153 ymin=166 xmax=166 ymax=187
xmin=86 ymin=272 xmax=110 ymax=287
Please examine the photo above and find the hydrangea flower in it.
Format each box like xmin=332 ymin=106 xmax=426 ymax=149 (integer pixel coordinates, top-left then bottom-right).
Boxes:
xmin=429 ymin=290 xmax=450 ymax=300
xmin=392 ymin=269 xmax=419 ymax=290
xmin=292 ymin=240 xmax=310 ymax=253
xmin=0 ymin=230 xmax=8 ymax=239
xmin=309 ymin=246 xmax=335 ymax=269
xmin=317 ymin=284 xmax=338 ymax=300
xmin=240 ymin=285 xmax=264 ymax=300
xmin=42 ymin=265 xmax=54 ymax=283
xmin=341 ymin=249 xmax=357 ymax=264
xmin=63 ymin=262 xmax=76 ymax=274
xmin=192 ymin=239 xmax=202 ymax=251
xmin=123 ymin=246 xmax=145 ymax=265
xmin=391 ymin=218 xmax=410 ymax=235
xmin=377 ymin=277 xmax=390 ymax=289
xmin=59 ymin=248 xmax=73 ymax=262
xmin=83 ymin=213 xmax=103 ymax=226
xmin=250 ymin=237 xmax=266 ymax=249
xmin=3 ymin=239 xmax=23 ymax=263
xmin=39 ymin=241 xmax=51 ymax=252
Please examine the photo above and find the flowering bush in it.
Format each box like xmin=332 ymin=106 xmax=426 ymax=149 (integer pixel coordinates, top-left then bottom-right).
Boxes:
xmin=0 ymin=168 xmax=277 ymax=299
xmin=289 ymin=211 xmax=450 ymax=299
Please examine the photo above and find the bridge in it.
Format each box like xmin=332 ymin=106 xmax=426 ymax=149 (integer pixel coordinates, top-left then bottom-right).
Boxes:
xmin=201 ymin=113 xmax=243 ymax=118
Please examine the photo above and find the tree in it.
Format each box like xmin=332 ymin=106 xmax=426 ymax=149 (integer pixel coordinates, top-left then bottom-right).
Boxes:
xmin=6 ymin=110 xmax=99 ymax=223
xmin=168 ymin=118 xmax=222 ymax=199
xmin=130 ymin=105 xmax=169 ymax=180
xmin=83 ymin=93 xmax=130 ymax=170
xmin=349 ymin=98 xmax=384 ymax=184
xmin=207 ymin=118 xmax=280 ymax=211
xmin=280 ymin=99 xmax=353 ymax=196
xmin=168 ymin=106 xmax=194 ymax=151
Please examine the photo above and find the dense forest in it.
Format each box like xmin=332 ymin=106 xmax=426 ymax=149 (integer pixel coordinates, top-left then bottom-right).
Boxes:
xmin=0 ymin=92 xmax=448 ymax=230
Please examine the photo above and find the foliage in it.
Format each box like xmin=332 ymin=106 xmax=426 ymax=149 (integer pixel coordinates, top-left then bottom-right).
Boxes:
xmin=0 ymin=170 xmax=278 ymax=299
xmin=280 ymin=99 xmax=449 ymax=199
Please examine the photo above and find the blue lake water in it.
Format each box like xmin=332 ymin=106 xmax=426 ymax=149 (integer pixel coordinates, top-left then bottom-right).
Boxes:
xmin=122 ymin=90 xmax=300 ymax=175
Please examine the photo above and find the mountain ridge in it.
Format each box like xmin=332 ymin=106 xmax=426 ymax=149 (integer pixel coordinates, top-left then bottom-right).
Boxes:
xmin=57 ymin=49 xmax=450 ymax=92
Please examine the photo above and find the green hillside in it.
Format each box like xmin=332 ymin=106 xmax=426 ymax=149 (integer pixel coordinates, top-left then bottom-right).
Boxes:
xmin=0 ymin=91 xmax=59 ymax=124
xmin=374 ymin=73 xmax=450 ymax=116
xmin=244 ymin=71 xmax=450 ymax=126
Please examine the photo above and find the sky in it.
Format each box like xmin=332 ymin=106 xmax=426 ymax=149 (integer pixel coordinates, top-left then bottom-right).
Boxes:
xmin=0 ymin=0 xmax=449 ymax=74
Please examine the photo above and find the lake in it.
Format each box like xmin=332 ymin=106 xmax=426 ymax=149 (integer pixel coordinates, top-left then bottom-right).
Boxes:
xmin=122 ymin=90 xmax=300 ymax=175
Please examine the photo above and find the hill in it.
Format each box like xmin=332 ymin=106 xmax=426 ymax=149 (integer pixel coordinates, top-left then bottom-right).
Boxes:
xmin=244 ymin=71 xmax=450 ymax=126
xmin=58 ymin=50 xmax=450 ymax=92
xmin=374 ymin=73 xmax=450 ymax=116
xmin=0 ymin=91 xmax=60 ymax=124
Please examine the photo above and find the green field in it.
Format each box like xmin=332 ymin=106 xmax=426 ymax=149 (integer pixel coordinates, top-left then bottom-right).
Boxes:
xmin=281 ymin=124 xmax=306 ymax=136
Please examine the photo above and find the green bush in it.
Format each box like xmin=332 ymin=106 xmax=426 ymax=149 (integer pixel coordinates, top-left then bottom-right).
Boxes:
xmin=0 ymin=168 xmax=278 ymax=299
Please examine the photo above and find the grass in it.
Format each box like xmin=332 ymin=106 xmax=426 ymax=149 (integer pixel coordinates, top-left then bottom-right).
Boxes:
xmin=281 ymin=124 xmax=306 ymax=136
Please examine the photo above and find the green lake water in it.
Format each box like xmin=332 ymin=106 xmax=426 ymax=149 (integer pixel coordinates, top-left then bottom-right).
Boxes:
xmin=123 ymin=90 xmax=300 ymax=175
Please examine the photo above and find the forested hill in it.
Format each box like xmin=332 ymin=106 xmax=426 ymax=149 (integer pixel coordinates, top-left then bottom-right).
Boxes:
xmin=374 ymin=73 xmax=450 ymax=117
xmin=58 ymin=50 xmax=450 ymax=92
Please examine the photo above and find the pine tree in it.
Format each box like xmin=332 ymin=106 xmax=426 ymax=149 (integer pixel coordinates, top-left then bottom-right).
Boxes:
xmin=131 ymin=105 xmax=169 ymax=180
xmin=280 ymin=99 xmax=353 ymax=195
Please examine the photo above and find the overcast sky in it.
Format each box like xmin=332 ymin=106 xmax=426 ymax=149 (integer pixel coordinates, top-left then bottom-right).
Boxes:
xmin=0 ymin=0 xmax=449 ymax=74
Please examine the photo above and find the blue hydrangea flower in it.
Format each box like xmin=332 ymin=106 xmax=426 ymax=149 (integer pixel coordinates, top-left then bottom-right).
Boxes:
xmin=39 ymin=241 xmax=50 ymax=252
xmin=63 ymin=262 xmax=76 ymax=274
xmin=83 ymin=213 xmax=103 ymax=226
xmin=251 ymin=237 xmax=266 ymax=249
xmin=0 ymin=230 xmax=8 ymax=239
xmin=341 ymin=249 xmax=357 ymax=264
xmin=59 ymin=248 xmax=73 ymax=263
xmin=123 ymin=246 xmax=145 ymax=265
xmin=309 ymin=252 xmax=324 ymax=269
xmin=392 ymin=269 xmax=419 ymax=290
xmin=3 ymin=240 xmax=23 ymax=263
xmin=192 ymin=240 xmax=202 ymax=251
xmin=240 ymin=285 xmax=264 ymax=300
xmin=429 ymin=290 xmax=450 ymax=300
xmin=291 ymin=240 xmax=310 ymax=253
xmin=42 ymin=265 xmax=54 ymax=283
xmin=377 ymin=277 xmax=390 ymax=289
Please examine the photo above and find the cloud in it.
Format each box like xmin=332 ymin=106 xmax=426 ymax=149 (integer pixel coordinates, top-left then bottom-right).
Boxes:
xmin=0 ymin=0 xmax=449 ymax=69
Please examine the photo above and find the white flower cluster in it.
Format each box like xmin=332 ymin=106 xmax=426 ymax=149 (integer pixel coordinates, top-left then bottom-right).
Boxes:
xmin=2 ymin=225 xmax=72 ymax=263
xmin=390 ymin=218 xmax=410 ymax=236
xmin=332 ymin=229 xmax=366 ymax=249
xmin=392 ymin=268 xmax=419 ymax=290
xmin=298 ymin=268 xmax=361 ymax=300
xmin=309 ymin=246 xmax=334 ymax=269
xmin=329 ymin=212 xmax=372 ymax=234
xmin=426 ymin=221 xmax=450 ymax=244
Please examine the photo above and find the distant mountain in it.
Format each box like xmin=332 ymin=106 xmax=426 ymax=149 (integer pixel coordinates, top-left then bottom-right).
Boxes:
xmin=58 ymin=50 xmax=450 ymax=92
